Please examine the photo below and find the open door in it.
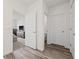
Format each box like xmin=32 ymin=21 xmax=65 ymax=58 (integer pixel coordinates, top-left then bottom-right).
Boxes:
xmin=25 ymin=11 xmax=37 ymax=49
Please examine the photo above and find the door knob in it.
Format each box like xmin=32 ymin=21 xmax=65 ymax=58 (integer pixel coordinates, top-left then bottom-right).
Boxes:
xmin=62 ymin=31 xmax=64 ymax=33
xmin=33 ymin=32 xmax=36 ymax=33
xmin=73 ymin=33 xmax=75 ymax=36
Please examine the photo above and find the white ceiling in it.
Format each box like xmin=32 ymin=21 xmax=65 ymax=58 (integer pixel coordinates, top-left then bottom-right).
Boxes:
xmin=45 ymin=0 xmax=69 ymax=8
xmin=15 ymin=0 xmax=70 ymax=9
xmin=14 ymin=0 xmax=37 ymax=8
xmin=23 ymin=0 xmax=37 ymax=7
xmin=13 ymin=0 xmax=37 ymax=15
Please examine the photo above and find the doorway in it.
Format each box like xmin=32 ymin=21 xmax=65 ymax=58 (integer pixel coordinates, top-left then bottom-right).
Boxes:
xmin=12 ymin=10 xmax=25 ymax=50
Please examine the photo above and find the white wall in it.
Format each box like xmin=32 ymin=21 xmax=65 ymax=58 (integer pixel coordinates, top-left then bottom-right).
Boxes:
xmin=12 ymin=18 xmax=17 ymax=29
xmin=43 ymin=1 xmax=48 ymax=34
xmin=12 ymin=0 xmax=27 ymax=30
xmin=69 ymin=0 xmax=75 ymax=58
xmin=3 ymin=0 xmax=13 ymax=56
xmin=12 ymin=11 xmax=17 ymax=29
xmin=44 ymin=15 xmax=47 ymax=34
xmin=47 ymin=2 xmax=70 ymax=48
xmin=43 ymin=1 xmax=48 ymax=15
xmin=13 ymin=11 xmax=25 ymax=30
xmin=25 ymin=0 xmax=45 ymax=51
xmin=13 ymin=0 xmax=27 ymax=15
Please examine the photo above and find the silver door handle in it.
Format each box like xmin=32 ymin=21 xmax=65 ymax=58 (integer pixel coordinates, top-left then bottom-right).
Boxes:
xmin=62 ymin=31 xmax=64 ymax=33
xmin=73 ymin=33 xmax=75 ymax=36
xmin=33 ymin=32 xmax=36 ymax=33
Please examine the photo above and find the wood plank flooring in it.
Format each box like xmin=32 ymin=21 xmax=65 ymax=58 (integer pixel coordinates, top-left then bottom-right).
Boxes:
xmin=4 ymin=42 xmax=73 ymax=59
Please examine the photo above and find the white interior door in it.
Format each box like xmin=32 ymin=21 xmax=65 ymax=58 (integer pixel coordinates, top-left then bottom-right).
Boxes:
xmin=54 ymin=14 xmax=66 ymax=46
xmin=48 ymin=14 xmax=67 ymax=46
xmin=25 ymin=11 xmax=37 ymax=49
xmin=56 ymin=14 xmax=67 ymax=46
